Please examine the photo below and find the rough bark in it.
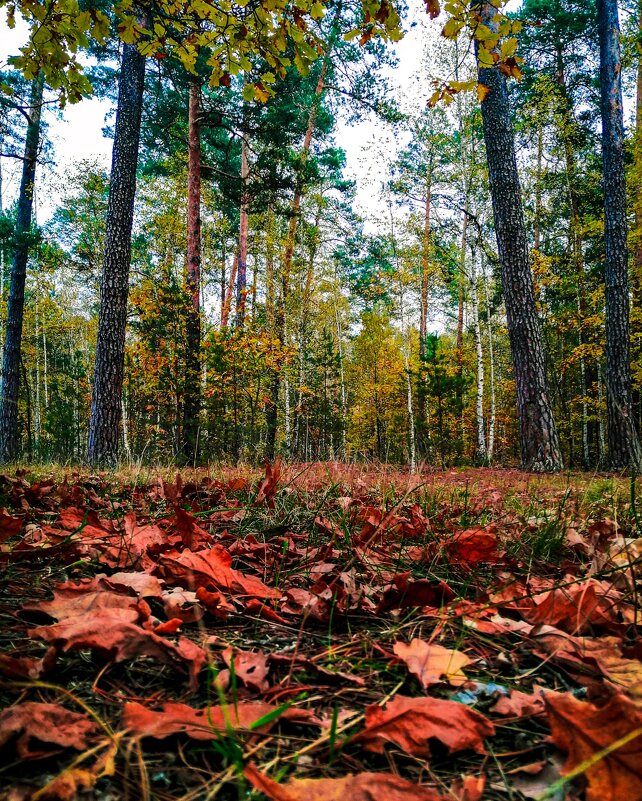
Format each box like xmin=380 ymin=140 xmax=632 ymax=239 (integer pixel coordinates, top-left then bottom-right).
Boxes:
xmin=87 ymin=41 xmax=145 ymax=465
xmin=598 ymin=0 xmax=642 ymax=471
xmin=631 ymin=0 xmax=642 ymax=430
xmin=182 ymin=77 xmax=202 ymax=464
xmin=0 ymin=70 xmax=44 ymax=462
xmin=236 ymin=130 xmax=250 ymax=327
xmin=476 ymin=4 xmax=563 ymax=472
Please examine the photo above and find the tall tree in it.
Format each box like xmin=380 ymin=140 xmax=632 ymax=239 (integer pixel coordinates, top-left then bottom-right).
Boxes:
xmin=0 ymin=70 xmax=44 ymax=462
xmin=597 ymin=0 xmax=642 ymax=470
xmin=475 ymin=1 xmax=563 ymax=472
xmin=87 ymin=41 xmax=146 ymax=465
xmin=182 ymin=76 xmax=202 ymax=464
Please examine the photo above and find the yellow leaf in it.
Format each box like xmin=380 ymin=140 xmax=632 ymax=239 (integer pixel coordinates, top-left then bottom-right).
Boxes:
xmin=476 ymin=82 xmax=491 ymax=102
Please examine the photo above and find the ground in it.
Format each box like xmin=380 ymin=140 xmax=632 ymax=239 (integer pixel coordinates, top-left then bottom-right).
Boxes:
xmin=0 ymin=463 xmax=641 ymax=801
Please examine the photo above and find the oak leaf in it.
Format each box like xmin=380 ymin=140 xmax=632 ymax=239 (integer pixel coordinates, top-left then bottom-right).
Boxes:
xmin=159 ymin=546 xmax=279 ymax=599
xmin=0 ymin=702 xmax=98 ymax=757
xmin=122 ymin=700 xmax=313 ymax=739
xmin=393 ymin=639 xmax=471 ymax=688
xmin=356 ymin=695 xmax=495 ymax=757
xmin=244 ymin=763 xmax=444 ymax=800
xmin=545 ymin=691 xmax=642 ymax=801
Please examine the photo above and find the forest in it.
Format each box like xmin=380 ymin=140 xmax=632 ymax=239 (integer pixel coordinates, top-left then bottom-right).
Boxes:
xmin=0 ymin=0 xmax=638 ymax=474
xmin=3 ymin=1 xmax=642 ymax=801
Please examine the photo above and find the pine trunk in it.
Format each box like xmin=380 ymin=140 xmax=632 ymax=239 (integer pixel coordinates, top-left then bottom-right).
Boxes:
xmin=598 ymin=0 xmax=642 ymax=470
xmin=0 ymin=71 xmax=44 ymax=462
xmin=87 ymin=42 xmax=145 ymax=465
xmin=182 ymin=77 xmax=202 ymax=464
xmin=236 ymin=133 xmax=250 ymax=327
xmin=477 ymin=6 xmax=563 ymax=472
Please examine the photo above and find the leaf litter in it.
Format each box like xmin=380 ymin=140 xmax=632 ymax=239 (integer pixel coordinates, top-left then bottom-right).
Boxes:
xmin=0 ymin=464 xmax=642 ymax=799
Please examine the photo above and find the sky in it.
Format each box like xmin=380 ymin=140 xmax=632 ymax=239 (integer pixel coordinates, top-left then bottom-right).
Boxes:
xmin=0 ymin=0 xmax=440 ymax=226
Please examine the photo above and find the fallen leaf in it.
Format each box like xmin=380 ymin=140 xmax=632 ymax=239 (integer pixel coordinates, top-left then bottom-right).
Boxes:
xmin=222 ymin=646 xmax=270 ymax=692
xmin=243 ymin=763 xmax=444 ymax=800
xmin=377 ymin=573 xmax=455 ymax=613
xmin=30 ymin=613 xmax=205 ymax=690
xmin=393 ymin=639 xmax=472 ymax=688
xmin=490 ymin=689 xmax=545 ymax=717
xmin=445 ymin=526 xmax=502 ymax=565
xmin=356 ymin=695 xmax=495 ymax=757
xmin=123 ymin=700 xmax=313 ymax=739
xmin=159 ymin=546 xmax=279 ymax=599
xmin=0 ymin=702 xmax=98 ymax=757
xmin=545 ymin=691 xmax=642 ymax=801
xmin=0 ymin=509 xmax=23 ymax=542
xmin=255 ymin=456 xmax=281 ymax=509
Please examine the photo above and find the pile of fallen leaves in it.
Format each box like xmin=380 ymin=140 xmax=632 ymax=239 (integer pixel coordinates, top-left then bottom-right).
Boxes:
xmin=1 ymin=462 xmax=642 ymax=801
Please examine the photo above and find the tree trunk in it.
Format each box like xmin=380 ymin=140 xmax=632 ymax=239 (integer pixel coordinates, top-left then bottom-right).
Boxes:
xmin=483 ymin=259 xmax=496 ymax=462
xmin=631 ymin=0 xmax=642 ymax=431
xmin=182 ymin=77 xmax=202 ymax=464
xmin=0 ymin=70 xmax=44 ymax=462
xmin=476 ymin=3 xmax=562 ymax=472
xmin=236 ymin=131 xmax=250 ymax=327
xmin=471 ymin=256 xmax=487 ymax=463
xmin=598 ymin=0 xmax=642 ymax=471
xmin=265 ymin=61 xmax=328 ymax=460
xmin=87 ymin=42 xmax=145 ymax=466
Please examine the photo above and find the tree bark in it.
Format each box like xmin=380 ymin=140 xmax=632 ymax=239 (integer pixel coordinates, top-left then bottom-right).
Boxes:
xmin=182 ymin=77 xmax=202 ymax=464
xmin=476 ymin=3 xmax=563 ymax=472
xmin=598 ymin=0 xmax=642 ymax=471
xmin=87 ymin=41 xmax=145 ymax=465
xmin=236 ymin=130 xmax=250 ymax=327
xmin=0 ymin=70 xmax=44 ymax=462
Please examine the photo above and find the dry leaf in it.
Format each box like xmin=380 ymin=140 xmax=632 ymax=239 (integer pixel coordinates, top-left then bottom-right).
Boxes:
xmin=357 ymin=695 xmax=495 ymax=757
xmin=393 ymin=639 xmax=471 ymax=687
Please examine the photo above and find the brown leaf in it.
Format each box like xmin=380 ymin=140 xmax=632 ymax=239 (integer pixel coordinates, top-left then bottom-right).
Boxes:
xmin=424 ymin=0 xmax=440 ymax=20
xmin=393 ymin=639 xmax=471 ymax=688
xmin=445 ymin=525 xmax=502 ymax=566
xmin=0 ymin=702 xmax=98 ymax=757
xmin=243 ymin=763 xmax=444 ymax=801
xmin=222 ymin=646 xmax=270 ymax=692
xmin=122 ymin=700 xmax=313 ymax=739
xmin=377 ymin=573 xmax=455 ymax=613
xmin=490 ymin=689 xmax=545 ymax=717
xmin=0 ymin=508 xmax=23 ymax=542
xmin=173 ymin=506 xmax=213 ymax=549
xmin=521 ymin=579 xmax=624 ymax=634
xmin=255 ymin=456 xmax=281 ymax=509
xmin=30 ymin=612 xmax=205 ymax=690
xmin=159 ymin=546 xmax=279 ymax=599
xmin=356 ymin=695 xmax=495 ymax=757
xmin=545 ymin=691 xmax=642 ymax=801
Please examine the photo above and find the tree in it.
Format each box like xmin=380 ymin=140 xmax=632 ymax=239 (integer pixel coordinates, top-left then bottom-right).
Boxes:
xmin=0 ymin=70 xmax=45 ymax=462
xmin=87 ymin=39 xmax=146 ymax=465
xmin=597 ymin=0 xmax=642 ymax=470
xmin=475 ymin=1 xmax=563 ymax=472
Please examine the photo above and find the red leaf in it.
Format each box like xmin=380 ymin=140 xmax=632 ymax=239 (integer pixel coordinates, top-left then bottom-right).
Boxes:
xmin=222 ymin=646 xmax=270 ymax=692
xmin=545 ymin=691 xmax=642 ymax=801
xmin=160 ymin=546 xmax=279 ymax=599
xmin=356 ymin=695 xmax=495 ymax=757
xmin=393 ymin=639 xmax=472 ymax=688
xmin=255 ymin=456 xmax=281 ymax=509
xmin=0 ymin=702 xmax=98 ymax=757
xmin=445 ymin=526 xmax=502 ymax=565
xmin=244 ymin=763 xmax=444 ymax=800
xmin=122 ymin=700 xmax=313 ymax=739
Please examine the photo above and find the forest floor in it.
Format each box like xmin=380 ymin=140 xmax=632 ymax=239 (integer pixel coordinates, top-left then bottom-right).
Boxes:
xmin=1 ymin=462 xmax=642 ymax=801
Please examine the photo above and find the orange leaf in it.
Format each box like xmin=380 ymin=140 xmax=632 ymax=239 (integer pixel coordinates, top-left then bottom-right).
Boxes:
xmin=243 ymin=763 xmax=444 ymax=800
xmin=545 ymin=691 xmax=642 ymax=801
xmin=393 ymin=639 xmax=472 ymax=687
xmin=356 ymin=695 xmax=495 ymax=757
